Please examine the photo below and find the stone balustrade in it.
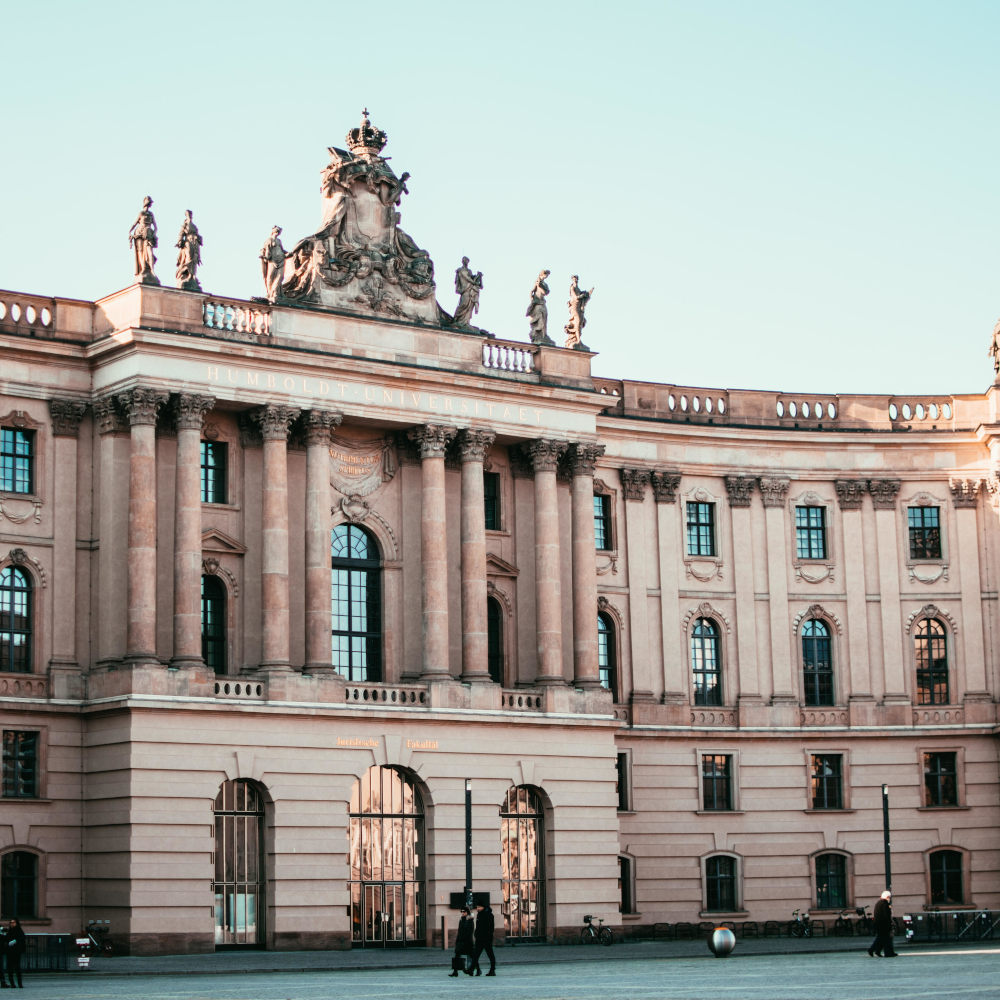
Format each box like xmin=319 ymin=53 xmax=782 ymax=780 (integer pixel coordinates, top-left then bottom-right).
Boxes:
xmin=776 ymin=396 xmax=838 ymax=421
xmin=345 ymin=682 xmax=428 ymax=706
xmin=213 ymin=679 xmax=266 ymax=700
xmin=501 ymin=689 xmax=544 ymax=711
xmin=482 ymin=340 xmax=535 ymax=374
xmin=888 ymin=398 xmax=955 ymax=424
xmin=203 ymin=299 xmax=271 ymax=338
xmin=0 ymin=292 xmax=55 ymax=335
xmin=0 ymin=673 xmax=48 ymax=698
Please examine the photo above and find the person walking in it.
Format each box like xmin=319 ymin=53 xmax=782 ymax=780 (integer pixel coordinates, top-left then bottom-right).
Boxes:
xmin=4 ymin=919 xmax=26 ymax=987
xmin=868 ymin=890 xmax=898 ymax=957
xmin=472 ymin=902 xmax=496 ymax=977
xmin=450 ymin=906 xmax=475 ymax=976
xmin=0 ymin=920 xmax=8 ymax=988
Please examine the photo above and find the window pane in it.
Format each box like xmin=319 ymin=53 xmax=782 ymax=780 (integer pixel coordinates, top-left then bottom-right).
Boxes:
xmin=0 ymin=567 xmax=32 ymax=674
xmin=686 ymin=502 xmax=716 ymax=557
xmin=331 ymin=525 xmax=382 ymax=681
xmin=0 ymin=429 xmax=34 ymax=494
xmin=795 ymin=506 xmax=827 ymax=560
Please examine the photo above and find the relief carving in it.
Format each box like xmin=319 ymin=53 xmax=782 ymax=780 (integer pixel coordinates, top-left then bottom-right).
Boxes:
xmin=834 ymin=479 xmax=866 ymax=510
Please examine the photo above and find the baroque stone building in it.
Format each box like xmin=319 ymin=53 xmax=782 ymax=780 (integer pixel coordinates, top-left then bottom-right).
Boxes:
xmin=1 ymin=114 xmax=999 ymax=953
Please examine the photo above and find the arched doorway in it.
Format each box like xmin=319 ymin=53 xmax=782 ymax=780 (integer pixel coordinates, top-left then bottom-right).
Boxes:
xmin=349 ymin=766 xmax=425 ymax=947
xmin=213 ymin=780 xmax=265 ymax=947
xmin=500 ymin=786 xmax=545 ymax=941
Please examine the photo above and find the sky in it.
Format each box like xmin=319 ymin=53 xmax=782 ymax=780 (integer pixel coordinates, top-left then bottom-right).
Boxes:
xmin=2 ymin=0 xmax=999 ymax=398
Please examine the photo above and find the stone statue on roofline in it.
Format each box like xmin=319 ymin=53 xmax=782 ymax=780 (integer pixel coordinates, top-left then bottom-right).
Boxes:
xmin=990 ymin=317 xmax=1000 ymax=379
xmin=259 ymin=226 xmax=288 ymax=303
xmin=175 ymin=210 xmax=203 ymax=292
xmin=564 ymin=274 xmax=593 ymax=350
xmin=128 ymin=195 xmax=159 ymax=285
xmin=526 ymin=269 xmax=552 ymax=345
xmin=452 ymin=257 xmax=483 ymax=329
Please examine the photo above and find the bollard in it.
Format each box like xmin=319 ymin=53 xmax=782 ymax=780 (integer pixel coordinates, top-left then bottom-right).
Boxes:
xmin=708 ymin=926 xmax=736 ymax=957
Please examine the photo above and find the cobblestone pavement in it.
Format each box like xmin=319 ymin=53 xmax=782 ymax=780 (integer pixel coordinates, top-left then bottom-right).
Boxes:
xmin=17 ymin=945 xmax=1000 ymax=1000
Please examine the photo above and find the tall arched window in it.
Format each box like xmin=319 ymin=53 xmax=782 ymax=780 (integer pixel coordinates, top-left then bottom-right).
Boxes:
xmin=815 ymin=853 xmax=847 ymax=909
xmin=915 ymin=618 xmax=948 ymax=705
xmin=0 ymin=850 xmax=38 ymax=918
xmin=0 ymin=566 xmax=32 ymax=673
xmin=214 ymin=780 xmax=265 ymax=947
xmin=802 ymin=619 xmax=833 ymax=706
xmin=201 ymin=574 xmax=228 ymax=675
xmin=487 ymin=595 xmax=503 ymax=684
xmin=929 ymin=849 xmax=963 ymax=905
xmin=331 ymin=524 xmax=382 ymax=682
xmin=349 ymin=766 xmax=424 ymax=947
xmin=705 ymin=855 xmax=737 ymax=912
xmin=500 ymin=786 xmax=545 ymax=941
xmin=598 ymin=612 xmax=617 ymax=696
xmin=691 ymin=618 xmax=721 ymax=706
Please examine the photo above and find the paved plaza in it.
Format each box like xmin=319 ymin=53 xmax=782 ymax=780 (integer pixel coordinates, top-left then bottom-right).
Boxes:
xmin=14 ymin=944 xmax=1000 ymax=1000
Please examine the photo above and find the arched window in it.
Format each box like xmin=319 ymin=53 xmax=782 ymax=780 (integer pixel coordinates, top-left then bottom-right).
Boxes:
xmin=691 ymin=618 xmax=721 ymax=706
xmin=487 ymin=596 xmax=503 ymax=684
xmin=802 ymin=619 xmax=833 ymax=706
xmin=705 ymin=855 xmax=737 ymax=912
xmin=815 ymin=853 xmax=847 ymax=909
xmin=929 ymin=850 xmax=963 ymax=905
xmin=201 ymin=575 xmax=227 ymax=675
xmin=0 ymin=566 xmax=32 ymax=674
xmin=598 ymin=612 xmax=616 ymax=696
xmin=214 ymin=780 xmax=265 ymax=946
xmin=0 ymin=851 xmax=38 ymax=918
xmin=500 ymin=786 xmax=545 ymax=941
xmin=331 ymin=524 xmax=382 ymax=682
xmin=349 ymin=766 xmax=424 ymax=947
xmin=915 ymin=618 xmax=948 ymax=705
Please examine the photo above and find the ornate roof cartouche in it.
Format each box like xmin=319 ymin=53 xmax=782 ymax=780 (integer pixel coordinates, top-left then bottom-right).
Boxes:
xmin=346 ymin=108 xmax=387 ymax=158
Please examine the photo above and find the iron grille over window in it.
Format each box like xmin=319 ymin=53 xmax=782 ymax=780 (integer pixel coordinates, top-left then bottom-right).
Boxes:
xmin=930 ymin=850 xmax=963 ymax=905
xmin=0 ymin=851 xmax=37 ymax=918
xmin=705 ymin=855 xmax=736 ymax=911
xmin=2 ymin=731 xmax=38 ymax=798
xmin=815 ymin=853 xmax=847 ymax=909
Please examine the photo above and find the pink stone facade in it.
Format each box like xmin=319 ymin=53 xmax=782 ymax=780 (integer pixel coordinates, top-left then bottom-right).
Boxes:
xmin=0 ymin=283 xmax=998 ymax=954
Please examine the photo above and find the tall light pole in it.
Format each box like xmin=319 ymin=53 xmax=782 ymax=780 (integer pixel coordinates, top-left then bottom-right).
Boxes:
xmin=464 ymin=779 xmax=474 ymax=909
xmin=881 ymin=783 xmax=892 ymax=892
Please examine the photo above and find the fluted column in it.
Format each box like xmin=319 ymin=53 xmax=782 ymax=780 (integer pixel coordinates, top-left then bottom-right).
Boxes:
xmin=304 ymin=409 xmax=343 ymax=673
xmin=528 ymin=439 xmax=568 ymax=685
xmin=119 ymin=386 xmax=169 ymax=663
xmin=409 ymin=424 xmax=457 ymax=678
xmin=171 ymin=394 xmax=215 ymax=669
xmin=569 ymin=444 xmax=606 ymax=688
xmin=253 ymin=404 xmax=300 ymax=670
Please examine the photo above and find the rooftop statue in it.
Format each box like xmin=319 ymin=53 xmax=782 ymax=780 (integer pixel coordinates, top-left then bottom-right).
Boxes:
xmin=526 ymin=269 xmax=552 ymax=345
xmin=563 ymin=274 xmax=593 ymax=350
xmin=277 ymin=110 xmax=439 ymax=323
xmin=452 ymin=257 xmax=483 ymax=329
xmin=991 ymin=318 xmax=1000 ymax=378
xmin=259 ymin=226 xmax=287 ymax=304
xmin=128 ymin=196 xmax=159 ymax=286
xmin=175 ymin=210 xmax=203 ymax=292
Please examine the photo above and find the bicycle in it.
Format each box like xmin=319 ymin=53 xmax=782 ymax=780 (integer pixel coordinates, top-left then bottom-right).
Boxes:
xmin=834 ymin=909 xmax=856 ymax=936
xmin=854 ymin=905 xmax=874 ymax=936
xmin=84 ymin=921 xmax=114 ymax=956
xmin=580 ymin=914 xmax=614 ymax=946
xmin=789 ymin=909 xmax=813 ymax=938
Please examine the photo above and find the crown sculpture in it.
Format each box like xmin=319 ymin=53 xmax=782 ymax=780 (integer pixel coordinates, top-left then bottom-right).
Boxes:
xmin=259 ymin=110 xmax=440 ymax=323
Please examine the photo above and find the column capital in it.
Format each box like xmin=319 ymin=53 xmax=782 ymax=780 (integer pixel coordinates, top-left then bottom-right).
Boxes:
xmin=303 ymin=408 xmax=344 ymax=445
xmin=48 ymin=398 xmax=88 ymax=437
xmin=867 ymin=478 xmax=901 ymax=509
xmin=950 ymin=478 xmax=982 ymax=508
xmin=566 ymin=442 xmax=605 ymax=477
xmin=525 ymin=438 xmax=568 ymax=472
xmin=651 ymin=470 xmax=681 ymax=504
xmin=724 ymin=475 xmax=756 ymax=508
xmin=173 ymin=393 xmax=216 ymax=431
xmin=408 ymin=423 xmax=457 ymax=459
xmin=757 ymin=476 xmax=790 ymax=508
xmin=835 ymin=479 xmax=867 ymax=510
xmin=118 ymin=386 xmax=169 ymax=427
xmin=252 ymin=404 xmax=301 ymax=441
xmin=92 ymin=396 xmax=124 ymax=435
xmin=457 ymin=427 xmax=496 ymax=462
xmin=620 ymin=467 xmax=651 ymax=501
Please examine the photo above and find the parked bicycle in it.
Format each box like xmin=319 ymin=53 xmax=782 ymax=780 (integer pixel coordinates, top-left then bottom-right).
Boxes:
xmin=789 ymin=909 xmax=813 ymax=938
xmin=855 ymin=904 xmax=874 ymax=935
xmin=834 ymin=909 xmax=856 ymax=936
xmin=580 ymin=914 xmax=614 ymax=946
xmin=84 ymin=921 xmax=114 ymax=955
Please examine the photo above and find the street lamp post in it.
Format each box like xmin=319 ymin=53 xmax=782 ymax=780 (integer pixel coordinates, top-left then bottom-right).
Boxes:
xmin=881 ymin=783 xmax=892 ymax=892
xmin=464 ymin=778 xmax=474 ymax=909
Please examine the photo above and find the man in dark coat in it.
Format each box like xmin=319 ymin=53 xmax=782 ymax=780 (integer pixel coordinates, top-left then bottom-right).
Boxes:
xmin=472 ymin=903 xmax=496 ymax=976
xmin=4 ymin=918 xmax=27 ymax=987
xmin=868 ymin=890 xmax=897 ymax=957
xmin=450 ymin=907 xmax=475 ymax=976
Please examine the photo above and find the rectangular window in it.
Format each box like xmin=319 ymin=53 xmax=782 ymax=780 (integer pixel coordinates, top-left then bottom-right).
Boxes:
xmin=616 ymin=752 xmax=631 ymax=812
xmin=795 ymin=505 xmax=827 ymax=560
xmin=0 ymin=428 xmax=34 ymax=494
xmin=701 ymin=754 xmax=732 ymax=811
xmin=705 ymin=856 xmax=736 ymax=912
xmin=594 ymin=494 xmax=611 ymax=551
xmin=923 ymin=751 xmax=957 ymax=807
xmin=484 ymin=471 xmax=501 ymax=531
xmin=2 ymin=730 xmax=38 ymax=798
xmin=810 ymin=754 xmax=843 ymax=810
xmin=908 ymin=506 xmax=941 ymax=560
xmin=686 ymin=502 xmax=716 ymax=557
xmin=200 ymin=441 xmax=228 ymax=504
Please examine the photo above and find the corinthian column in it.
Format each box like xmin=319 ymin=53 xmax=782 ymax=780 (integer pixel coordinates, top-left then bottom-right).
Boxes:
xmin=171 ymin=394 xmax=215 ymax=670
xmin=303 ymin=409 xmax=343 ymax=672
xmin=252 ymin=404 xmax=300 ymax=670
xmin=458 ymin=428 xmax=495 ymax=682
xmin=528 ymin=439 xmax=568 ymax=685
xmin=569 ymin=443 xmax=605 ymax=688
xmin=409 ymin=424 xmax=457 ymax=678
xmin=119 ymin=386 xmax=169 ymax=663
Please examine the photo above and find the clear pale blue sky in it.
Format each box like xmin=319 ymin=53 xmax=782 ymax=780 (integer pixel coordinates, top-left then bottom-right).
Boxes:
xmin=3 ymin=1 xmax=999 ymax=396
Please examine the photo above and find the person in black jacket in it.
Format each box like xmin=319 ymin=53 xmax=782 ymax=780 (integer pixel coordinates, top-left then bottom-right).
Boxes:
xmin=450 ymin=907 xmax=475 ymax=976
xmin=868 ymin=890 xmax=897 ymax=957
xmin=4 ymin=919 xmax=27 ymax=988
xmin=472 ymin=903 xmax=496 ymax=977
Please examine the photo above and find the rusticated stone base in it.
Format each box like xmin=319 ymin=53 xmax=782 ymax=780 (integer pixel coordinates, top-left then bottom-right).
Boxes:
xmin=127 ymin=931 xmax=214 ymax=956
xmin=272 ymin=930 xmax=351 ymax=950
